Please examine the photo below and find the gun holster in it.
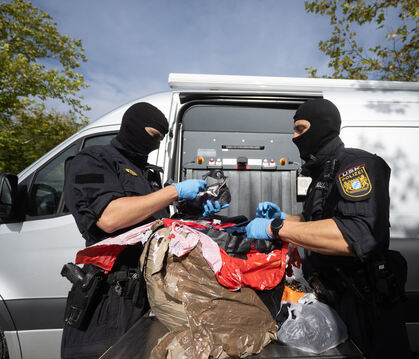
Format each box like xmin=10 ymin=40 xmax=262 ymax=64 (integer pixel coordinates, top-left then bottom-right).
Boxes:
xmin=369 ymin=250 xmax=407 ymax=306
xmin=308 ymin=273 xmax=339 ymax=307
xmin=61 ymin=263 xmax=105 ymax=330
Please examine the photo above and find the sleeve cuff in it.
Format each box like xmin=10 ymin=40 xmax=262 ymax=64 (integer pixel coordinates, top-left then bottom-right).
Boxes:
xmin=332 ymin=216 xmax=372 ymax=261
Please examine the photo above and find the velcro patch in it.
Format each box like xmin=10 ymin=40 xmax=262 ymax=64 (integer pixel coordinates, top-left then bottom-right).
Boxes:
xmin=75 ymin=173 xmax=104 ymax=184
xmin=337 ymin=164 xmax=372 ymax=201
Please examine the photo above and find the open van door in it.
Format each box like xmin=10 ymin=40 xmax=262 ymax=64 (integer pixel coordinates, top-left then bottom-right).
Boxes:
xmin=167 ymin=92 xmax=320 ymax=219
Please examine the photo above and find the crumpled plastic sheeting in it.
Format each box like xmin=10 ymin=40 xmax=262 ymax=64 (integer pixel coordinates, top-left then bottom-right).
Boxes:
xmin=167 ymin=221 xmax=222 ymax=273
xmin=141 ymin=227 xmax=189 ymax=331
xmin=75 ymin=219 xmax=223 ymax=273
xmin=75 ymin=219 xmax=289 ymax=292
xmin=75 ymin=221 xmax=155 ymax=271
xmin=141 ymin=230 xmax=277 ymax=359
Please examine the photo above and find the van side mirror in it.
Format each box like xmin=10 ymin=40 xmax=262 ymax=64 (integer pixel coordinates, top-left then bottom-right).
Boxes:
xmin=0 ymin=174 xmax=18 ymax=223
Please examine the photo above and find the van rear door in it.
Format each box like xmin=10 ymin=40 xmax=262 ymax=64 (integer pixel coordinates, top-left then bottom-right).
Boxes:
xmin=169 ymin=93 xmax=319 ymax=218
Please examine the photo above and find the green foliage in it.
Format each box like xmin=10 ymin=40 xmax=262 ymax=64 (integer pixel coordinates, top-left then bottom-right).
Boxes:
xmin=305 ymin=0 xmax=418 ymax=81
xmin=0 ymin=104 xmax=88 ymax=174
xmin=0 ymin=0 xmax=89 ymax=117
xmin=0 ymin=0 xmax=90 ymax=173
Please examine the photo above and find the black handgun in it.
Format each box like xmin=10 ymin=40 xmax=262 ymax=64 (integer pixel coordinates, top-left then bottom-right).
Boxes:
xmin=61 ymin=263 xmax=105 ymax=329
xmin=61 ymin=262 xmax=85 ymax=285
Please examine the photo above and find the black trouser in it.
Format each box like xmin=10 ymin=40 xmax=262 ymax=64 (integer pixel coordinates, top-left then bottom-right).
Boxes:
xmin=336 ymin=289 xmax=413 ymax=359
xmin=61 ymin=283 xmax=149 ymax=359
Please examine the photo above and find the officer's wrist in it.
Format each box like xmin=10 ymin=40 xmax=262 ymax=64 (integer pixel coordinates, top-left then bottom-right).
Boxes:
xmin=266 ymin=224 xmax=272 ymax=239
xmin=168 ymin=185 xmax=181 ymax=201
xmin=269 ymin=217 xmax=284 ymax=240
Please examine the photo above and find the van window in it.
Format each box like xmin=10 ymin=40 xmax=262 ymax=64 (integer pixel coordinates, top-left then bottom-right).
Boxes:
xmin=340 ymin=126 xmax=419 ymax=239
xmin=24 ymin=133 xmax=117 ymax=219
xmin=28 ymin=144 xmax=77 ymax=217
xmin=83 ymin=133 xmax=116 ymax=148
xmin=61 ymin=133 xmax=116 ymax=214
xmin=182 ymin=105 xmax=295 ymax=133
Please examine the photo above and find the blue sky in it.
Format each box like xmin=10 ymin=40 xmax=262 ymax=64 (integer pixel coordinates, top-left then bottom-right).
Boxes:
xmin=29 ymin=0 xmax=384 ymax=122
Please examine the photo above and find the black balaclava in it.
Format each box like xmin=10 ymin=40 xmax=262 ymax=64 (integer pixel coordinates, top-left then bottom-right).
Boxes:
xmin=114 ymin=102 xmax=169 ymax=166
xmin=292 ymin=99 xmax=341 ymax=161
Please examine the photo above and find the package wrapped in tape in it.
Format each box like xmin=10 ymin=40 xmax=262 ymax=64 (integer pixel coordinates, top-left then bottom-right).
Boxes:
xmin=140 ymin=226 xmax=277 ymax=359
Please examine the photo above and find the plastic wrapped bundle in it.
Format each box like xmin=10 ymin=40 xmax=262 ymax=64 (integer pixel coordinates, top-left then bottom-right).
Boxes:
xmin=175 ymin=169 xmax=231 ymax=215
xmin=140 ymin=227 xmax=277 ymax=359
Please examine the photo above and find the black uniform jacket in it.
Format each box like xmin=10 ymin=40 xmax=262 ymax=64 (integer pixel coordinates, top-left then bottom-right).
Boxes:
xmin=64 ymin=139 xmax=169 ymax=247
xmin=302 ymin=136 xmax=391 ymax=274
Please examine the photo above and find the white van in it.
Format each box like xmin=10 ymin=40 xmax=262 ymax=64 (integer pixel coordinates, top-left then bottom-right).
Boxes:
xmin=0 ymin=73 xmax=418 ymax=359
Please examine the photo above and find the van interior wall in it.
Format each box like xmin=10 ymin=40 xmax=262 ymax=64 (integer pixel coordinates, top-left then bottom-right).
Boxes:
xmin=184 ymin=169 xmax=297 ymax=220
xmin=180 ymin=123 xmax=300 ymax=220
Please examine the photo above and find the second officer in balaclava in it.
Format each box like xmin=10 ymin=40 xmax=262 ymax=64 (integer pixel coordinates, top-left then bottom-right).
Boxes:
xmin=246 ymin=98 xmax=412 ymax=358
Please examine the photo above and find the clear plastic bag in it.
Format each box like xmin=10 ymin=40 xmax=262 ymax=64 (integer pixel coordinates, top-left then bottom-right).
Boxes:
xmin=277 ymin=300 xmax=348 ymax=354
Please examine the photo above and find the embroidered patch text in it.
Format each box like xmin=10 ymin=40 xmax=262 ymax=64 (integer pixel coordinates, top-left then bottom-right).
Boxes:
xmin=338 ymin=164 xmax=371 ymax=198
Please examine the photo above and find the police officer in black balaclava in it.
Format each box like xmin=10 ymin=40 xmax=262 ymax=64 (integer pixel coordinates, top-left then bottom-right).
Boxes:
xmin=246 ymin=99 xmax=413 ymax=358
xmin=61 ymin=102 xmax=214 ymax=359
xmin=292 ymin=98 xmax=341 ymax=163
xmin=114 ymin=102 xmax=169 ymax=166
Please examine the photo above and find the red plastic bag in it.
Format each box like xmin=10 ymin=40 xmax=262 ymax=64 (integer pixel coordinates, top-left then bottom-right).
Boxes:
xmin=216 ymin=241 xmax=289 ymax=291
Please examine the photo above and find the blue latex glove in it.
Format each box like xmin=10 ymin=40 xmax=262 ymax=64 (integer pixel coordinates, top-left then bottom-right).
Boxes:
xmin=245 ymin=218 xmax=272 ymax=239
xmin=202 ymin=200 xmax=229 ymax=217
xmin=173 ymin=179 xmax=206 ymax=200
xmin=256 ymin=201 xmax=286 ymax=220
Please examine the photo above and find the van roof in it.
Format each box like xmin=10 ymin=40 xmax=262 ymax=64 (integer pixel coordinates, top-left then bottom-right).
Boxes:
xmin=85 ymin=91 xmax=173 ymax=128
xmin=168 ymin=73 xmax=419 ymax=92
xmin=88 ymin=74 xmax=418 ymax=129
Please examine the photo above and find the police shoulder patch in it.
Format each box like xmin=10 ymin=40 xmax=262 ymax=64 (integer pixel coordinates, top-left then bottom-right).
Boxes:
xmin=125 ymin=168 xmax=138 ymax=176
xmin=337 ymin=163 xmax=372 ymax=201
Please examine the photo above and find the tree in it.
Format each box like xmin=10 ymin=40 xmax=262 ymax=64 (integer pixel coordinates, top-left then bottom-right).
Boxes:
xmin=305 ymin=0 xmax=418 ymax=81
xmin=0 ymin=104 xmax=87 ymax=174
xmin=0 ymin=0 xmax=89 ymax=173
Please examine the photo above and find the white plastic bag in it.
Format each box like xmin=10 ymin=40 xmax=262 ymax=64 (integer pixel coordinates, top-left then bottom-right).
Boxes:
xmin=277 ymin=300 xmax=348 ymax=354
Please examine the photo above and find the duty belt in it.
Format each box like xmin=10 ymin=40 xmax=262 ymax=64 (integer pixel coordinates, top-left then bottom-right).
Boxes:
xmin=107 ymin=270 xmax=141 ymax=297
